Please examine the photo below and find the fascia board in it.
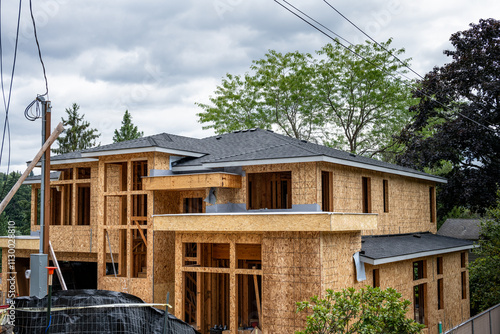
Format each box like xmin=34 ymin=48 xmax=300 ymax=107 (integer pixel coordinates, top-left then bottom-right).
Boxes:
xmin=80 ymin=147 xmax=205 ymax=158
xmin=201 ymin=156 xmax=447 ymax=183
xmin=360 ymin=244 xmax=477 ymax=265
xmin=33 ymin=158 xmax=99 ymax=167
xmin=171 ymin=165 xmax=216 ymax=172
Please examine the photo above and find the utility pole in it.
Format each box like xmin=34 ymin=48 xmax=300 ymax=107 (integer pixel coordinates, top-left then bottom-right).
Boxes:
xmin=30 ymin=96 xmax=52 ymax=298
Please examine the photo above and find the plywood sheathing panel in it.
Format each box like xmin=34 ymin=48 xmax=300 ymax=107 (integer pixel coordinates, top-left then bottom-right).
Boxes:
xmin=261 ymin=232 xmax=322 ymax=334
xmin=49 ymin=226 xmax=97 ymax=253
xmin=316 ymin=162 xmax=437 ymax=236
xmin=143 ymin=173 xmax=242 ymax=191
xmin=153 ymin=231 xmax=176 ymax=309
xmin=363 ymin=251 xmax=470 ymax=333
xmin=153 ymin=212 xmax=377 ymax=232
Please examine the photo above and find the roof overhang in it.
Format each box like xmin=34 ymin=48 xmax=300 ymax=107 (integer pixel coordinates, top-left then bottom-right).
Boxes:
xmin=360 ymin=244 xmax=477 ymax=265
xmin=81 ymin=147 xmax=205 ymax=158
xmin=199 ymin=156 xmax=447 ymax=183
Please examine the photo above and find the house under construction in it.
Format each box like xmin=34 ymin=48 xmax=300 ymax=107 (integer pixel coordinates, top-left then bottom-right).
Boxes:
xmin=1 ymin=128 xmax=474 ymax=333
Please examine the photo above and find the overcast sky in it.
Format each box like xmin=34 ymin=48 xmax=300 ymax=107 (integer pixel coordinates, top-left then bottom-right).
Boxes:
xmin=0 ymin=0 xmax=498 ymax=173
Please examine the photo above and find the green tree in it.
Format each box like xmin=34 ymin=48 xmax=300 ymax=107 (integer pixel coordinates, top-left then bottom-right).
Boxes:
xmin=316 ymin=39 xmax=416 ymax=158
xmin=197 ymin=39 xmax=416 ymax=157
xmin=469 ymin=192 xmax=500 ymax=315
xmin=52 ymin=103 xmax=100 ymax=154
xmin=396 ymin=19 xmax=500 ymax=218
xmin=113 ymin=110 xmax=144 ymax=143
xmin=296 ymin=286 xmax=424 ymax=334
xmin=0 ymin=171 xmax=31 ymax=235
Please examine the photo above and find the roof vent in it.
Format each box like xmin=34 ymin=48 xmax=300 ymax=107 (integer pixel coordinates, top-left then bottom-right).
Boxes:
xmin=266 ymin=129 xmax=274 ymax=133
xmin=249 ymin=128 xmax=257 ymax=132
xmin=349 ymin=153 xmax=356 ymax=157
xmin=215 ymin=135 xmax=222 ymax=140
xmin=233 ymin=130 xmax=241 ymax=133
xmin=300 ymin=139 xmax=307 ymax=143
xmin=242 ymin=129 xmax=249 ymax=132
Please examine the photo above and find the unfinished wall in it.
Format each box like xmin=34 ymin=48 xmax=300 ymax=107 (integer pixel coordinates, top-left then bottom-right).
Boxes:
xmin=316 ymin=162 xmax=437 ymax=235
xmin=261 ymin=231 xmax=322 ymax=334
xmin=153 ymin=231 xmax=176 ymax=308
xmin=363 ymin=251 xmax=470 ymax=333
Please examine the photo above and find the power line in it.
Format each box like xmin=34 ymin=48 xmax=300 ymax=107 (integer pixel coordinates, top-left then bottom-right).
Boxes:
xmin=0 ymin=0 xmax=22 ymax=182
xmin=322 ymin=0 xmax=424 ymax=80
xmin=273 ymin=0 xmax=495 ymax=133
xmin=29 ymin=0 xmax=49 ymax=98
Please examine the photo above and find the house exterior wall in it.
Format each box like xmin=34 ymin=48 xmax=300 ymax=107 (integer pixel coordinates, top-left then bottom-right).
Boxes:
xmin=5 ymin=149 xmax=469 ymax=334
xmin=364 ymin=251 xmax=470 ymax=333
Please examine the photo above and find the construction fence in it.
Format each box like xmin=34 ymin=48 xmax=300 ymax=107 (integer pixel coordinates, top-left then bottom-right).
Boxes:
xmin=445 ymin=303 xmax=500 ymax=334
xmin=0 ymin=289 xmax=199 ymax=334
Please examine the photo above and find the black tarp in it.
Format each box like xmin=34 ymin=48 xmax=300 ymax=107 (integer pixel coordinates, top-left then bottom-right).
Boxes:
xmin=12 ymin=289 xmax=199 ymax=334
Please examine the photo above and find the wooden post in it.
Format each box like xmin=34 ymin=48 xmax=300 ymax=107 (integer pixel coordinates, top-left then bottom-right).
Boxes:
xmin=252 ymin=266 xmax=262 ymax=329
xmin=43 ymin=102 xmax=52 ymax=255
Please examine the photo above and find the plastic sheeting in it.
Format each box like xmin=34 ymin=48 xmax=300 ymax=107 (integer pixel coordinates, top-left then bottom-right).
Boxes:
xmin=12 ymin=289 xmax=200 ymax=334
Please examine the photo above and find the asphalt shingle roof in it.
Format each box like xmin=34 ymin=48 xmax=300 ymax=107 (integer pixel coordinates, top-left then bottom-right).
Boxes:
xmin=361 ymin=232 xmax=474 ymax=261
xmin=45 ymin=128 xmax=445 ymax=182
xmin=437 ymin=219 xmax=481 ymax=240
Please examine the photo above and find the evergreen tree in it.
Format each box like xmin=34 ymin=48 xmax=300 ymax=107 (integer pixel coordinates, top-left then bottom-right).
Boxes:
xmin=52 ymin=103 xmax=100 ymax=154
xmin=113 ymin=110 xmax=144 ymax=143
xmin=0 ymin=171 xmax=31 ymax=235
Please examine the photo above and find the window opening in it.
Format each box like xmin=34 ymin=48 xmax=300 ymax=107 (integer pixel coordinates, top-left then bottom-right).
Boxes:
xmin=437 ymin=257 xmax=443 ymax=275
xmin=183 ymin=197 xmax=203 ymax=213
xmin=437 ymin=278 xmax=444 ymax=309
xmin=362 ymin=177 xmax=371 ymax=213
xmin=413 ymin=283 xmax=426 ymax=325
xmin=372 ymin=269 xmax=380 ymax=288
xmin=247 ymin=172 xmax=291 ymax=210
xmin=132 ymin=194 xmax=147 ymax=226
xmin=77 ymin=184 xmax=91 ymax=225
xmin=429 ymin=187 xmax=436 ymax=223
xmin=50 ymin=184 xmax=72 ymax=225
xmin=77 ymin=167 xmax=91 ymax=179
xmin=104 ymin=229 xmax=127 ymax=277
xmin=461 ymin=271 xmax=467 ymax=299
xmin=413 ymin=260 xmax=426 ymax=280
xmin=383 ymin=179 xmax=389 ymax=213
xmin=460 ymin=252 xmax=466 ymax=268
xmin=132 ymin=160 xmax=148 ymax=191
xmin=131 ymin=228 xmax=147 ymax=278
xmin=321 ymin=171 xmax=332 ymax=212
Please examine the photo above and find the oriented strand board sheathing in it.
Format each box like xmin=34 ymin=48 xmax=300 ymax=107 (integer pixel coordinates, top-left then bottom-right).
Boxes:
xmin=364 ymin=252 xmax=470 ymax=333
xmin=262 ymin=231 xmax=322 ymax=334
xmin=153 ymin=231 xmax=176 ymax=308
xmin=316 ymin=162 xmax=437 ymax=236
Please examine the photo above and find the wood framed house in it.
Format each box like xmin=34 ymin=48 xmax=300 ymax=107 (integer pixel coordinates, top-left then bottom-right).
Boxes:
xmin=1 ymin=128 xmax=474 ymax=333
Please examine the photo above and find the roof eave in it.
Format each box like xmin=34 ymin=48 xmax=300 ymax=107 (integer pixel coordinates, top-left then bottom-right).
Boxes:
xmin=80 ymin=147 xmax=206 ymax=158
xmin=360 ymin=244 xmax=477 ymax=265
xmin=200 ymin=156 xmax=447 ymax=183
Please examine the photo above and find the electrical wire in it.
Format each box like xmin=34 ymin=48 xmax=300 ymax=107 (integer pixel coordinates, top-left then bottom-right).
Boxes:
xmin=274 ymin=0 xmax=495 ymax=133
xmin=0 ymin=0 xmax=22 ymax=198
xmin=322 ymin=0 xmax=424 ymax=80
xmin=29 ymin=0 xmax=49 ymax=98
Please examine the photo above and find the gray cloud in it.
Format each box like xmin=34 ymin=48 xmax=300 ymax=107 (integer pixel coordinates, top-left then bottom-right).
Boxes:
xmin=0 ymin=0 xmax=498 ymax=174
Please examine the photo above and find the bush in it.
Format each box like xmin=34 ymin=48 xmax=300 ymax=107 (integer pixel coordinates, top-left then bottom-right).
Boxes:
xmin=296 ymin=286 xmax=423 ymax=334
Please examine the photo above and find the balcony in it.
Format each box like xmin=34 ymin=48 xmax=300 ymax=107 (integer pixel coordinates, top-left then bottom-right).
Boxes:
xmin=142 ymin=172 xmax=242 ymax=191
xmin=152 ymin=212 xmax=377 ymax=232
